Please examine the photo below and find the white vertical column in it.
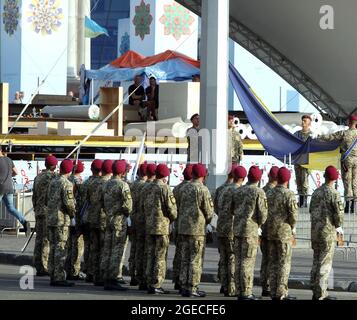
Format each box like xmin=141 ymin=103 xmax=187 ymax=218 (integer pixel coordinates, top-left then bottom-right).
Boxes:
xmin=200 ymin=0 xmax=230 ymax=190
xmin=67 ymin=0 xmax=78 ymax=78
xmin=77 ymin=0 xmax=91 ymax=70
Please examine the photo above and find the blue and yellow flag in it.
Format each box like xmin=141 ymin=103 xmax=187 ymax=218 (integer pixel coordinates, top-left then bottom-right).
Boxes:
xmin=85 ymin=16 xmax=109 ymax=38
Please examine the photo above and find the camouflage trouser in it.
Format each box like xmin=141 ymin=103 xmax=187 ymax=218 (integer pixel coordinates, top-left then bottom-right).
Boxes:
xmin=128 ymin=231 xmax=137 ymax=278
xmin=310 ymin=238 xmax=335 ymax=299
xmin=218 ymin=237 xmax=236 ymax=295
xmin=269 ymin=240 xmax=292 ymax=299
xmin=33 ymin=215 xmax=49 ymax=274
xmin=135 ymin=230 xmax=147 ymax=285
xmin=88 ymin=227 xmax=105 ymax=282
xmin=172 ymin=234 xmax=183 ymax=284
xmin=118 ymin=235 xmax=128 ymax=278
xmin=294 ymin=165 xmax=309 ymax=195
xmin=80 ymin=224 xmax=91 ymax=275
xmin=179 ymin=235 xmax=205 ymax=292
xmin=48 ymin=226 xmax=69 ymax=282
xmin=234 ymin=236 xmax=258 ymax=296
xmin=101 ymin=220 xmax=127 ymax=281
xmin=260 ymin=237 xmax=270 ymax=291
xmin=65 ymin=227 xmax=84 ymax=277
xmin=341 ymin=158 xmax=357 ymax=198
xmin=146 ymin=234 xmax=169 ymax=289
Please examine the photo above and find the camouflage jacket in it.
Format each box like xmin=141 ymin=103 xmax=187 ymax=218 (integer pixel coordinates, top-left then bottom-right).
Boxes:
xmin=261 ymin=183 xmax=276 ymax=238
xmin=68 ymin=174 xmax=84 ymax=224
xmin=294 ymin=130 xmax=312 ymax=142
xmin=130 ymin=178 xmax=146 ymax=229
xmin=144 ymin=179 xmax=177 ymax=236
xmin=310 ymin=183 xmax=344 ymax=242
xmin=178 ymin=180 xmax=214 ymax=236
xmin=137 ymin=180 xmax=154 ymax=234
xmin=230 ymin=128 xmax=243 ymax=163
xmin=217 ymin=183 xmax=240 ymax=238
xmin=320 ymin=128 xmax=357 ymax=161
xmin=47 ymin=175 xmax=76 ymax=227
xmin=266 ymin=185 xmax=298 ymax=242
xmin=173 ymin=180 xmax=190 ymax=234
xmin=231 ymin=183 xmax=267 ymax=238
xmin=32 ymin=170 xmax=57 ymax=218
xmin=103 ymin=177 xmax=132 ymax=229
xmin=213 ymin=181 xmax=231 ymax=214
xmin=263 ymin=182 xmax=275 ymax=194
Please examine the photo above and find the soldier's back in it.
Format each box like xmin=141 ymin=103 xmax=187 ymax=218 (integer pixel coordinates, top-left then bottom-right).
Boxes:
xmin=33 ymin=171 xmax=56 ymax=215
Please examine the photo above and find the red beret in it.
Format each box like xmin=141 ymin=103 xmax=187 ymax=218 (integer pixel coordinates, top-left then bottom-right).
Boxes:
xmin=139 ymin=163 xmax=148 ymax=177
xmin=73 ymin=160 xmax=84 ymax=174
xmin=183 ymin=164 xmax=193 ymax=180
xmin=192 ymin=163 xmax=207 ymax=178
xmin=91 ymin=159 xmax=103 ymax=172
xmin=228 ymin=164 xmax=238 ymax=177
xmin=278 ymin=167 xmax=291 ymax=184
xmin=147 ymin=163 xmax=157 ymax=176
xmin=228 ymin=115 xmax=234 ymax=121
xmin=349 ymin=114 xmax=357 ymax=122
xmin=102 ymin=160 xmax=113 ymax=174
xmin=325 ymin=166 xmax=339 ymax=181
xmin=269 ymin=166 xmax=280 ymax=181
xmin=60 ymin=159 xmax=73 ymax=174
xmin=233 ymin=165 xmax=247 ymax=179
xmin=156 ymin=164 xmax=170 ymax=178
xmin=45 ymin=155 xmax=58 ymax=168
xmin=112 ymin=160 xmax=127 ymax=175
xmin=248 ymin=165 xmax=263 ymax=182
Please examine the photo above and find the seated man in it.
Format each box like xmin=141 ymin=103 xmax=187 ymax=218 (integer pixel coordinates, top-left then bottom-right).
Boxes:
xmin=129 ymin=75 xmax=146 ymax=120
xmin=145 ymin=77 xmax=159 ymax=121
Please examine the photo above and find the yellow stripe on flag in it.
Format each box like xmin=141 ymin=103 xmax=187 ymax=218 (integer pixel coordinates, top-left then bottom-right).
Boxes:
xmin=301 ymin=148 xmax=341 ymax=171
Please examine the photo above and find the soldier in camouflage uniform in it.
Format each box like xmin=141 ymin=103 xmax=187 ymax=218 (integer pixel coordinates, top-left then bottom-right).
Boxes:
xmin=136 ymin=163 xmax=157 ymax=290
xmin=228 ymin=115 xmax=243 ymax=164
xmin=260 ymin=166 xmax=279 ymax=296
xmin=65 ymin=160 xmax=85 ymax=280
xmin=310 ymin=166 xmax=344 ymax=300
xmin=47 ymin=159 xmax=76 ymax=286
xmin=319 ymin=114 xmax=357 ymax=213
xmin=231 ymin=166 xmax=267 ymax=300
xmin=145 ymin=164 xmax=177 ymax=294
xmin=172 ymin=164 xmax=193 ymax=291
xmin=128 ymin=163 xmax=148 ymax=286
xmin=179 ymin=163 xmax=213 ymax=297
xmin=266 ymin=167 xmax=298 ymax=300
xmin=294 ymin=115 xmax=313 ymax=207
xmin=217 ymin=165 xmax=247 ymax=297
xmin=32 ymin=155 xmax=58 ymax=276
xmin=101 ymin=160 xmax=132 ymax=291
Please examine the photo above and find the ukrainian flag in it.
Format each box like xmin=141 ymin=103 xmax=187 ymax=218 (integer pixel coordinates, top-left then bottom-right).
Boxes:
xmin=85 ymin=16 xmax=109 ymax=38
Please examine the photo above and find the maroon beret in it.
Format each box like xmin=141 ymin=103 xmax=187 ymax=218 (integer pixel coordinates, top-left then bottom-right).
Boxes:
xmin=269 ymin=166 xmax=280 ymax=181
xmin=248 ymin=165 xmax=262 ymax=182
xmin=102 ymin=160 xmax=113 ymax=174
xmin=233 ymin=165 xmax=247 ymax=179
xmin=278 ymin=167 xmax=291 ymax=184
xmin=183 ymin=164 xmax=193 ymax=180
xmin=112 ymin=160 xmax=127 ymax=175
xmin=45 ymin=155 xmax=58 ymax=168
xmin=73 ymin=160 xmax=84 ymax=174
xmin=325 ymin=166 xmax=339 ymax=181
xmin=147 ymin=163 xmax=157 ymax=176
xmin=60 ymin=159 xmax=73 ymax=174
xmin=228 ymin=164 xmax=238 ymax=177
xmin=301 ymin=115 xmax=312 ymax=121
xmin=156 ymin=164 xmax=170 ymax=178
xmin=192 ymin=163 xmax=207 ymax=178
xmin=139 ymin=163 xmax=148 ymax=177
xmin=349 ymin=114 xmax=357 ymax=122
xmin=91 ymin=159 xmax=103 ymax=172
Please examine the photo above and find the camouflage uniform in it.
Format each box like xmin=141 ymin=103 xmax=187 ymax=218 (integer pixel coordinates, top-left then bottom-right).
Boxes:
xmin=320 ymin=129 xmax=357 ymax=200
xmin=294 ymin=130 xmax=312 ymax=196
xmin=101 ymin=177 xmax=132 ymax=282
xmin=260 ymin=183 xmax=276 ymax=292
xmin=266 ymin=185 xmax=298 ymax=299
xmin=310 ymin=183 xmax=344 ymax=299
xmin=87 ymin=175 xmax=109 ymax=283
xmin=231 ymin=183 xmax=267 ymax=297
xmin=47 ymin=175 xmax=76 ymax=282
xmin=217 ymin=183 xmax=238 ymax=296
xmin=145 ymin=179 xmax=177 ymax=289
xmin=178 ymin=181 xmax=213 ymax=293
xmin=65 ymin=175 xmax=84 ymax=278
xmin=172 ymin=180 xmax=190 ymax=285
xmin=128 ymin=178 xmax=146 ymax=281
xmin=230 ymin=128 xmax=243 ymax=164
xmin=32 ymin=170 xmax=56 ymax=274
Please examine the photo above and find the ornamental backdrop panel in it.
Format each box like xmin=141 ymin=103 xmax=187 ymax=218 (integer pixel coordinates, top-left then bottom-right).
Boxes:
xmin=132 ymin=0 xmax=153 ymax=41
xmin=2 ymin=0 xmax=21 ymax=36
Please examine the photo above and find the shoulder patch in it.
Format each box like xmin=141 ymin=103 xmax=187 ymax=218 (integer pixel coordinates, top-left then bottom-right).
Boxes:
xmin=338 ymin=201 xmax=344 ymax=212
xmin=169 ymin=195 xmax=176 ymax=205
xmin=125 ymin=189 xmax=132 ymax=200
xmin=264 ymin=198 xmax=268 ymax=209
xmin=292 ymin=200 xmax=298 ymax=210
xmin=209 ymin=198 xmax=214 ymax=208
xmin=66 ymin=189 xmax=74 ymax=200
